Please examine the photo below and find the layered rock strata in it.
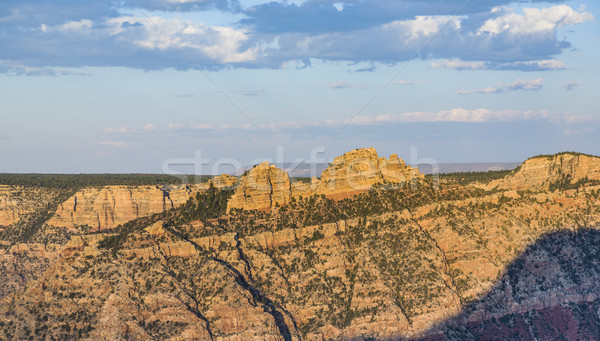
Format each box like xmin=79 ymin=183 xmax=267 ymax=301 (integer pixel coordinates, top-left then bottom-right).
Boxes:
xmin=228 ymin=148 xmax=424 ymax=211
xmin=227 ymin=162 xmax=292 ymax=211
xmin=490 ymin=152 xmax=600 ymax=191
xmin=48 ymin=174 xmax=237 ymax=230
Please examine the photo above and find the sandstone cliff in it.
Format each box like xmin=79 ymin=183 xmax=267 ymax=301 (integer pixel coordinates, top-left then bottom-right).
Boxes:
xmin=228 ymin=148 xmax=424 ymax=211
xmin=490 ymin=152 xmax=600 ymax=191
xmin=48 ymin=174 xmax=237 ymax=230
xmin=3 ymin=151 xmax=600 ymax=340
xmin=316 ymin=148 xmax=423 ymax=196
xmin=2 ymin=183 xmax=600 ymax=340
xmin=227 ymin=162 xmax=292 ymax=211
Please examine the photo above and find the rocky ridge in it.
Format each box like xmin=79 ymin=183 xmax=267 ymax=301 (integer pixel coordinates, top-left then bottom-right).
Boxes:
xmin=1 ymin=151 xmax=600 ymax=340
xmin=47 ymin=174 xmax=237 ymax=230
xmin=228 ymin=148 xmax=423 ymax=211
xmin=489 ymin=152 xmax=600 ymax=191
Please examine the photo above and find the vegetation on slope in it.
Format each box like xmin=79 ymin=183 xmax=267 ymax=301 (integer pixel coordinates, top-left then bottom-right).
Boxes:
xmin=433 ymin=170 xmax=512 ymax=185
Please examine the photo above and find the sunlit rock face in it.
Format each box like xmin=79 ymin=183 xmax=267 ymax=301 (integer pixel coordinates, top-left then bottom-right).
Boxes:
xmin=227 ymin=162 xmax=293 ymax=211
xmin=490 ymin=152 xmax=600 ymax=191
xmin=315 ymin=148 xmax=423 ymax=196
xmin=227 ymin=148 xmax=424 ymax=211
xmin=48 ymin=175 xmax=237 ymax=230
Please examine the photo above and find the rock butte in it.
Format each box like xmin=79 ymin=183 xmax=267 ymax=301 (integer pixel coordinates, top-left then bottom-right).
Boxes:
xmin=227 ymin=148 xmax=423 ymax=211
xmin=489 ymin=152 xmax=600 ymax=191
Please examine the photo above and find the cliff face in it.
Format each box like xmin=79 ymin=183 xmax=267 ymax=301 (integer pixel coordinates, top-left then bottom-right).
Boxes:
xmin=316 ymin=148 xmax=422 ymax=196
xmin=490 ymin=152 xmax=600 ymax=191
xmin=228 ymin=148 xmax=424 ymax=211
xmin=3 ymin=151 xmax=600 ymax=340
xmin=2 ymin=183 xmax=600 ymax=340
xmin=227 ymin=162 xmax=292 ymax=211
xmin=48 ymin=175 xmax=237 ymax=230
xmin=46 ymin=185 xmax=192 ymax=230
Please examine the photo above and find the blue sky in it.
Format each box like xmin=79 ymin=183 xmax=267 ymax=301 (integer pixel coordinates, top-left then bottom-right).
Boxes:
xmin=0 ymin=0 xmax=598 ymax=173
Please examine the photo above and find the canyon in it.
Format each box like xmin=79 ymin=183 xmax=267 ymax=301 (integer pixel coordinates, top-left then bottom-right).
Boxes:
xmin=0 ymin=149 xmax=600 ymax=340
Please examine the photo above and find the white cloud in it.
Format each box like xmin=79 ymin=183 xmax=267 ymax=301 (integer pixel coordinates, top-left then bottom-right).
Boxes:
xmin=384 ymin=15 xmax=461 ymax=42
xmin=57 ymin=19 xmax=93 ymax=33
xmin=0 ymin=4 xmax=592 ymax=72
xmin=142 ymin=108 xmax=593 ymax=134
xmin=478 ymin=5 xmax=593 ymax=36
xmin=394 ymin=80 xmax=415 ymax=85
xmin=107 ymin=16 xmax=260 ymax=63
xmin=431 ymin=60 xmax=488 ymax=70
xmin=431 ymin=59 xmax=566 ymax=71
xmin=251 ymin=108 xmax=551 ymax=129
xmin=104 ymin=126 xmax=135 ymax=133
xmin=512 ymin=60 xmax=566 ymax=70
xmin=458 ymin=78 xmax=543 ymax=95
xmin=144 ymin=123 xmax=157 ymax=131
xmin=385 ymin=109 xmax=548 ymax=123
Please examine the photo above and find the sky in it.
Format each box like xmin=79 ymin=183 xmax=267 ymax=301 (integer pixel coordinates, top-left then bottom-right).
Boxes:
xmin=0 ymin=0 xmax=598 ymax=174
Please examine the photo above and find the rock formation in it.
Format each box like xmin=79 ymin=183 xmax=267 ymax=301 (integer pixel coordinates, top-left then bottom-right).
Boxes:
xmin=315 ymin=148 xmax=423 ymax=196
xmin=48 ymin=175 xmax=237 ymax=230
xmin=228 ymin=148 xmax=424 ymax=211
xmin=227 ymin=162 xmax=292 ymax=211
xmin=3 ymin=151 xmax=600 ymax=340
xmin=490 ymin=152 xmax=600 ymax=191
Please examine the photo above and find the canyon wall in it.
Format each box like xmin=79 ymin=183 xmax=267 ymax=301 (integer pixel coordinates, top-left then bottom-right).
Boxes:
xmin=490 ymin=152 xmax=600 ymax=191
xmin=47 ymin=174 xmax=237 ymax=230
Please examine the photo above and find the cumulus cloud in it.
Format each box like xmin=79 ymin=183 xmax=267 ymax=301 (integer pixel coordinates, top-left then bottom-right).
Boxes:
xmin=106 ymin=16 xmax=260 ymax=63
xmin=478 ymin=5 xmax=593 ymax=36
xmin=458 ymin=78 xmax=543 ymax=95
xmin=0 ymin=1 xmax=593 ymax=72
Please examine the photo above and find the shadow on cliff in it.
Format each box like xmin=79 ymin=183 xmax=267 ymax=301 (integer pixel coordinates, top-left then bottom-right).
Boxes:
xmin=369 ymin=228 xmax=600 ymax=341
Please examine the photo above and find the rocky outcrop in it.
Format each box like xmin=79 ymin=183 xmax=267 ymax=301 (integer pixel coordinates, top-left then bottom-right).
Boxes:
xmin=47 ymin=185 xmax=192 ymax=230
xmin=228 ymin=148 xmax=424 ymax=211
xmin=490 ymin=152 xmax=600 ymax=191
xmin=227 ymin=162 xmax=292 ymax=211
xmin=47 ymin=175 xmax=237 ymax=230
xmin=316 ymin=148 xmax=423 ymax=196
